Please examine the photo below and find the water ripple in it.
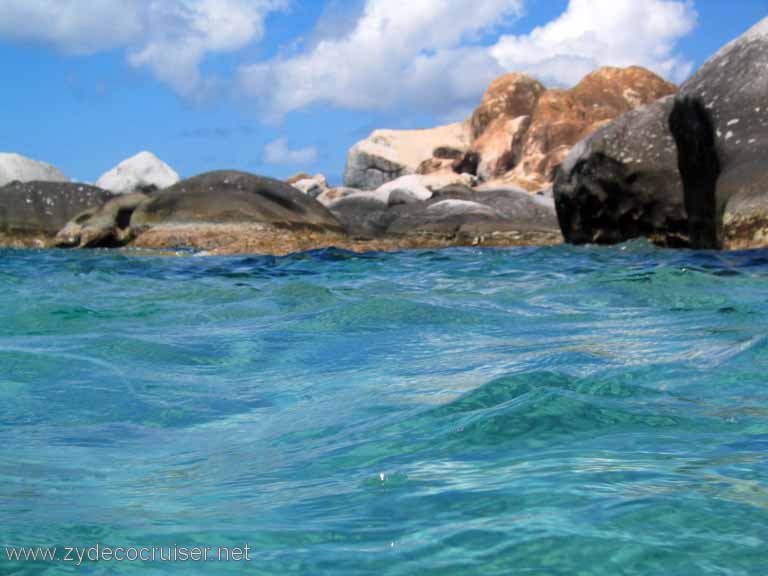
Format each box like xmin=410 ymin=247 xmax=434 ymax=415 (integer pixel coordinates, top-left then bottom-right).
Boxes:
xmin=1 ymin=243 xmax=768 ymax=574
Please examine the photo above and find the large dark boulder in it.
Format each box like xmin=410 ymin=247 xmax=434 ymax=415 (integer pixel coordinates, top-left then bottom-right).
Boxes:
xmin=554 ymin=17 xmax=768 ymax=250
xmin=553 ymin=96 xmax=688 ymax=247
xmin=130 ymin=171 xmax=343 ymax=232
xmin=0 ymin=181 xmax=113 ymax=246
xmin=127 ymin=171 xmax=346 ymax=254
xmin=679 ymin=18 xmax=768 ymax=249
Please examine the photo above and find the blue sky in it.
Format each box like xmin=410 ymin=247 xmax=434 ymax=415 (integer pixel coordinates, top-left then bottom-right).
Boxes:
xmin=0 ymin=0 xmax=764 ymax=185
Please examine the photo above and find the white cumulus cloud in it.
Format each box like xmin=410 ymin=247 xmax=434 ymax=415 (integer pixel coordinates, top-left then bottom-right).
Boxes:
xmin=263 ymin=137 xmax=318 ymax=166
xmin=0 ymin=0 xmax=287 ymax=98
xmin=0 ymin=0 xmax=143 ymax=53
xmin=239 ymin=0 xmax=697 ymax=119
xmin=239 ymin=0 xmax=524 ymax=118
xmin=0 ymin=0 xmax=699 ymax=111
xmin=490 ymin=0 xmax=698 ymax=86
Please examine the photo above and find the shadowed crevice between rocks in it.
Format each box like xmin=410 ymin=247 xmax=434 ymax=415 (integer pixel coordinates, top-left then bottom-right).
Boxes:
xmin=668 ymin=96 xmax=721 ymax=249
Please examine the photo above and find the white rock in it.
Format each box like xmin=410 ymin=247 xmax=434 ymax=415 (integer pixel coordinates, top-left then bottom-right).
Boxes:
xmin=744 ymin=16 xmax=768 ymax=41
xmin=292 ymin=174 xmax=329 ymax=198
xmin=344 ymin=122 xmax=472 ymax=190
xmin=373 ymin=173 xmax=478 ymax=206
xmin=96 ymin=151 xmax=180 ymax=194
xmin=376 ymin=175 xmax=433 ymax=204
xmin=420 ymin=172 xmax=477 ymax=190
xmin=0 ymin=153 xmax=68 ymax=187
xmin=316 ymin=186 xmax=360 ymax=206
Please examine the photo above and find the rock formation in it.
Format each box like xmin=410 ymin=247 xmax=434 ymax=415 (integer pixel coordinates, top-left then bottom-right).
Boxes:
xmin=316 ymin=187 xmax=360 ymax=206
xmin=0 ymin=153 xmax=68 ymax=188
xmin=469 ymin=73 xmax=545 ymax=183
xmin=680 ymin=18 xmax=768 ymax=250
xmin=327 ymin=182 xmax=561 ymax=245
xmin=326 ymin=173 xmax=477 ymax=237
xmin=344 ymin=66 xmax=675 ymax=195
xmin=45 ymin=168 xmax=563 ymax=254
xmin=96 ymin=151 xmax=180 ymax=194
xmin=18 ymin=23 xmax=768 ymax=257
xmin=0 ymin=181 xmax=113 ymax=247
xmin=56 ymin=193 xmax=149 ymax=248
xmin=493 ymin=67 xmax=677 ymax=191
xmin=553 ymin=96 xmax=687 ymax=246
xmin=290 ymin=174 xmax=329 ymax=198
xmin=385 ymin=186 xmax=561 ymax=245
xmin=128 ymin=171 xmax=347 ymax=255
xmin=344 ymin=123 xmax=472 ymax=190
xmin=554 ymin=17 xmax=768 ymax=250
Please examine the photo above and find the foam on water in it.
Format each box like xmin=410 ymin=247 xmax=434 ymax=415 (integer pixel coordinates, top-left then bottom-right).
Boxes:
xmin=1 ymin=242 xmax=767 ymax=575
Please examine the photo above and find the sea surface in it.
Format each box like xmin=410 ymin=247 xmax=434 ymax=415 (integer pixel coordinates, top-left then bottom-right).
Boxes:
xmin=1 ymin=243 xmax=767 ymax=575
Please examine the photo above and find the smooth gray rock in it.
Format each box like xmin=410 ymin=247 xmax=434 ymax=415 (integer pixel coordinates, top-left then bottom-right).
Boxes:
xmin=327 ymin=193 xmax=399 ymax=238
xmin=56 ymin=193 xmax=148 ymax=248
xmin=0 ymin=181 xmax=113 ymax=240
xmin=343 ymin=149 xmax=408 ymax=191
xmin=679 ymin=18 xmax=768 ymax=249
xmin=130 ymin=171 xmax=344 ymax=233
xmin=387 ymin=186 xmax=560 ymax=238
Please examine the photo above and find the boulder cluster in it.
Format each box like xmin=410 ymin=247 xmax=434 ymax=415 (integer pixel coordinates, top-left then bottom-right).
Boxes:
xmin=554 ymin=17 xmax=768 ymax=251
xmin=0 ymin=17 xmax=765 ymax=255
xmin=344 ymin=67 xmax=676 ymax=192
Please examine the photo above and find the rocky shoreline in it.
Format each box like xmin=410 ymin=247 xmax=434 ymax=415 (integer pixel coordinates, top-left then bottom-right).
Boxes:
xmin=554 ymin=17 xmax=768 ymax=251
xmin=0 ymin=18 xmax=765 ymax=256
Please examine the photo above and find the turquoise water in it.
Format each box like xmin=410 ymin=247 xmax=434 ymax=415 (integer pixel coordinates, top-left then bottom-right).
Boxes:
xmin=1 ymin=243 xmax=767 ymax=575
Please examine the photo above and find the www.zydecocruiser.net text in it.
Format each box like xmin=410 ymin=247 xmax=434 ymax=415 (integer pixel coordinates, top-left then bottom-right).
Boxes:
xmin=5 ymin=544 xmax=252 ymax=566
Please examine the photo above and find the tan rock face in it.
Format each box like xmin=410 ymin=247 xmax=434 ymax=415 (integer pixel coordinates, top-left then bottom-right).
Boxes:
xmin=470 ymin=73 xmax=545 ymax=139
xmin=342 ymin=66 xmax=676 ymax=196
xmin=472 ymin=66 xmax=677 ymax=191
xmin=344 ymin=123 xmax=472 ymax=190
xmin=474 ymin=115 xmax=532 ymax=182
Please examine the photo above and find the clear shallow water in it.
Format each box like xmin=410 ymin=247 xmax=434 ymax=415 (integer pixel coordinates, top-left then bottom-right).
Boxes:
xmin=1 ymin=243 xmax=767 ymax=575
